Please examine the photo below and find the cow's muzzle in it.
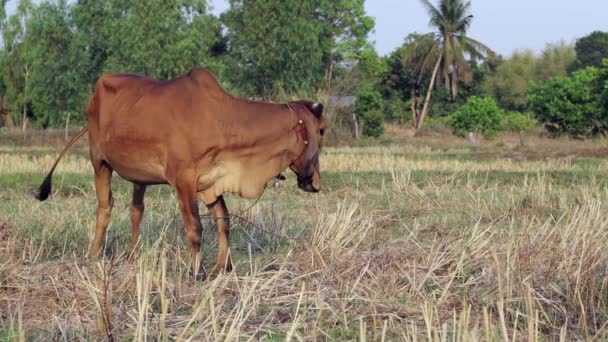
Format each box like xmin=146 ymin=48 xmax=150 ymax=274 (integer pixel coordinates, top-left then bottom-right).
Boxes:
xmin=297 ymin=172 xmax=320 ymax=193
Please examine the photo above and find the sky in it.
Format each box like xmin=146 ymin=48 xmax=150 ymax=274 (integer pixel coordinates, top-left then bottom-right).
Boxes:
xmin=208 ymin=0 xmax=608 ymax=57
xmin=6 ymin=0 xmax=608 ymax=57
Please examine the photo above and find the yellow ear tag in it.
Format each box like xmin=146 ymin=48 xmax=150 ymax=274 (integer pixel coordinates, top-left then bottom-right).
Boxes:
xmin=304 ymin=140 xmax=309 ymax=145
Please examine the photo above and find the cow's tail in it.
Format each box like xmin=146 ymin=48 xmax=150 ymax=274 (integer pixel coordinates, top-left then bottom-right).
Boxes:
xmin=35 ymin=126 xmax=89 ymax=201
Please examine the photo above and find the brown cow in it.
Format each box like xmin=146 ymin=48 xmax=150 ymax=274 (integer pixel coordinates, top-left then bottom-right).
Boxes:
xmin=35 ymin=67 xmax=325 ymax=280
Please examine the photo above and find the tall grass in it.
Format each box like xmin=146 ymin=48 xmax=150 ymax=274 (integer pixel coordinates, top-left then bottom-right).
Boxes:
xmin=2 ymin=141 xmax=608 ymax=340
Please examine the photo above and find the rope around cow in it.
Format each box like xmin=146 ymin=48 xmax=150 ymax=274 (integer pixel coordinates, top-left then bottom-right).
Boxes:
xmin=199 ymin=204 xmax=308 ymax=244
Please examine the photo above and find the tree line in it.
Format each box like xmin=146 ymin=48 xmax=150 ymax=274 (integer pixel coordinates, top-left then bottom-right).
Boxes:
xmin=0 ymin=0 xmax=373 ymax=129
xmin=0 ymin=0 xmax=607 ymax=139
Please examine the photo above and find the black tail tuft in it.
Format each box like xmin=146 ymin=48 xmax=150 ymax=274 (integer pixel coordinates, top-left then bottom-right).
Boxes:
xmin=33 ymin=126 xmax=88 ymax=202
xmin=34 ymin=173 xmax=53 ymax=201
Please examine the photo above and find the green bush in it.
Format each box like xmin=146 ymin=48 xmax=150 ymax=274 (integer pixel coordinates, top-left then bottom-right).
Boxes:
xmin=355 ymin=87 xmax=382 ymax=116
xmin=528 ymin=66 xmax=604 ymax=137
xmin=428 ymin=87 xmax=464 ymax=117
xmin=384 ymin=98 xmax=409 ymax=124
xmin=599 ymin=59 xmax=608 ymax=120
xmin=355 ymin=86 xmax=385 ymax=137
xmin=503 ymin=112 xmax=534 ymax=131
xmin=361 ymin=109 xmax=385 ymax=137
xmin=447 ymin=96 xmax=503 ymax=138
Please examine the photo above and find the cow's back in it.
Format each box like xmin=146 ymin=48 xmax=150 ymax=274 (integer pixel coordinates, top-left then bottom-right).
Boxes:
xmin=86 ymin=69 xmax=227 ymax=184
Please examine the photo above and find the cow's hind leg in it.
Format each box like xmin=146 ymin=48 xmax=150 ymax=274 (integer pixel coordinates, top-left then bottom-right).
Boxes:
xmin=89 ymin=162 xmax=114 ymax=259
xmin=175 ymin=180 xmax=206 ymax=281
xmin=208 ymin=196 xmax=232 ymax=277
xmin=128 ymin=183 xmax=147 ymax=259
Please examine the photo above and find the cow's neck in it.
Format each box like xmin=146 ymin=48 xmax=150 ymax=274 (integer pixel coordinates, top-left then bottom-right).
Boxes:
xmin=196 ymin=99 xmax=307 ymax=203
xmin=231 ymin=100 xmax=306 ymax=174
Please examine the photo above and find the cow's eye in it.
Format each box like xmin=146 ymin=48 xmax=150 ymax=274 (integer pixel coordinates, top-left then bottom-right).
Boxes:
xmin=320 ymin=128 xmax=325 ymax=136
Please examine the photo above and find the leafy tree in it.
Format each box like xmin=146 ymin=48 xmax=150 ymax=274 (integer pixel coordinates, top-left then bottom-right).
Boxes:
xmin=384 ymin=98 xmax=409 ymax=123
xmin=222 ymin=0 xmax=324 ymax=98
xmin=484 ymin=50 xmax=536 ymax=111
xmin=458 ymin=61 xmax=489 ymax=98
xmin=503 ymin=111 xmax=534 ymax=145
xmin=25 ymin=0 xmax=90 ymax=127
xmin=0 ymin=53 xmax=7 ymax=127
xmin=316 ymin=0 xmax=374 ymax=96
xmin=427 ymin=86 xmax=462 ymax=117
xmin=355 ymin=86 xmax=382 ymax=114
xmin=574 ymin=31 xmax=608 ymax=69
xmin=447 ymin=96 xmax=502 ymax=138
xmin=1 ymin=0 xmax=227 ymax=128
xmin=355 ymin=85 xmax=384 ymax=137
xmin=328 ymin=46 xmax=386 ymax=134
xmin=0 ymin=0 xmax=7 ymax=126
xmin=535 ymin=41 xmax=576 ymax=79
xmin=70 ymin=0 xmax=112 ymax=86
xmin=104 ymin=0 xmax=222 ymax=80
xmin=427 ymin=61 xmax=488 ymax=117
xmin=1 ymin=0 xmax=34 ymax=129
xmin=503 ymin=111 xmax=534 ymax=132
xmin=402 ymin=0 xmax=494 ymax=135
xmin=361 ymin=110 xmax=384 ymax=137
xmin=379 ymin=46 xmax=414 ymax=100
xmin=484 ymin=43 xmax=575 ymax=111
xmin=529 ymin=67 xmax=604 ymax=137
xmin=380 ymin=33 xmax=488 ymax=125
xmin=600 ymin=59 xmax=608 ymax=112
xmin=0 ymin=0 xmax=6 ymax=22
xmin=377 ymin=44 xmax=416 ymax=123
xmin=331 ymin=46 xmax=386 ymax=98
xmin=222 ymin=0 xmax=375 ymax=100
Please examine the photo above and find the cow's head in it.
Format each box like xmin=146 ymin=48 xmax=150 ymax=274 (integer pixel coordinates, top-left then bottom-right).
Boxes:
xmin=289 ymin=101 xmax=325 ymax=193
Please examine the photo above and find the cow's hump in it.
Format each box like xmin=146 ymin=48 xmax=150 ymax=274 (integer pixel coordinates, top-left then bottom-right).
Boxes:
xmin=98 ymin=73 xmax=155 ymax=94
xmin=187 ymin=67 xmax=225 ymax=94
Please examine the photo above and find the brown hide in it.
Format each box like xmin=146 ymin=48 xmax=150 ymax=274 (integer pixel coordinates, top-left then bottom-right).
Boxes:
xmin=88 ymin=68 xmax=324 ymax=203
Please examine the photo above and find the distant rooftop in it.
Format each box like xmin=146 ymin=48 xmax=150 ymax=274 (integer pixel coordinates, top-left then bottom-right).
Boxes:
xmin=328 ymin=96 xmax=356 ymax=108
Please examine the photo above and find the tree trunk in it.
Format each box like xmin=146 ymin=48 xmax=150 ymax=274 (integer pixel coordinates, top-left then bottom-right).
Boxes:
xmin=322 ymin=53 xmax=334 ymax=125
xmin=519 ymin=130 xmax=525 ymax=146
xmin=352 ymin=113 xmax=359 ymax=140
xmin=22 ymin=64 xmax=29 ymax=138
xmin=415 ymin=55 xmax=443 ymax=136
xmin=410 ymin=90 xmax=418 ymax=128
xmin=450 ymin=70 xmax=458 ymax=100
xmin=151 ymin=57 xmax=158 ymax=78
xmin=65 ymin=112 xmax=71 ymax=142
xmin=323 ymin=54 xmax=334 ymax=99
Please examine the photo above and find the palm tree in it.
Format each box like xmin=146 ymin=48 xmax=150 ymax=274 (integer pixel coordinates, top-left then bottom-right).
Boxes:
xmin=404 ymin=0 xmax=494 ymax=135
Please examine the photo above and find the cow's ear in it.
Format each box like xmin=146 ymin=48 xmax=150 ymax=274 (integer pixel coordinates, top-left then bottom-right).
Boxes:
xmin=311 ymin=102 xmax=323 ymax=118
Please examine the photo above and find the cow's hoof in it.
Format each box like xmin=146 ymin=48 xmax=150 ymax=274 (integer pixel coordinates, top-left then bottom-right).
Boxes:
xmin=209 ymin=263 xmax=233 ymax=279
xmin=88 ymin=253 xmax=103 ymax=261
xmin=191 ymin=264 xmax=208 ymax=282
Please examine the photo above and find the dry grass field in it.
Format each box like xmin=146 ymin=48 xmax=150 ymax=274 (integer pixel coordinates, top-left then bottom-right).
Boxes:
xmin=2 ymin=128 xmax=608 ymax=340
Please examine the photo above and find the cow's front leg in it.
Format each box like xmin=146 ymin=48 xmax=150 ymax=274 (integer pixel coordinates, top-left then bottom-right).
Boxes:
xmin=207 ymin=195 xmax=233 ymax=277
xmin=176 ymin=182 xmax=206 ymax=281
